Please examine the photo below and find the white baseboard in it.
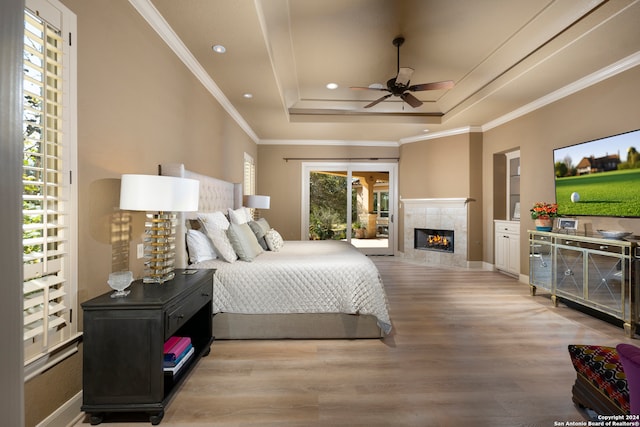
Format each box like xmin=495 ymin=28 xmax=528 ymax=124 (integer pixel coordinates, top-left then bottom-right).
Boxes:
xmin=36 ymin=391 xmax=83 ymax=427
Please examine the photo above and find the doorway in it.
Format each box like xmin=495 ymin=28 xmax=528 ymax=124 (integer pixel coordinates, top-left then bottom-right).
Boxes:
xmin=302 ymin=162 xmax=397 ymax=256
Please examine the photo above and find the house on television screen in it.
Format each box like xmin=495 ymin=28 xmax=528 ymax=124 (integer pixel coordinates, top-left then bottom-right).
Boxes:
xmin=576 ymin=154 xmax=621 ymax=175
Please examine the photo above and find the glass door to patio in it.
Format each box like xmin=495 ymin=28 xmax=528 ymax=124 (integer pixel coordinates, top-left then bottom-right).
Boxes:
xmin=302 ymin=162 xmax=396 ymax=256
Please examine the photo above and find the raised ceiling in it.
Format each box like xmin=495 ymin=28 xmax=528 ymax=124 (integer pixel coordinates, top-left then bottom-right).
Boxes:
xmin=138 ymin=0 xmax=640 ymax=144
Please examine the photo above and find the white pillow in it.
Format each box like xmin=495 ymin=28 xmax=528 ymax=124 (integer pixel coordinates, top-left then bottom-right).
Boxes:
xmin=228 ymin=207 xmax=252 ymax=224
xmin=264 ymin=229 xmax=284 ymax=252
xmin=206 ymin=228 xmax=237 ymax=263
xmin=227 ymin=222 xmax=264 ymax=261
xmin=198 ymin=211 xmax=230 ymax=231
xmin=186 ymin=229 xmax=216 ymax=264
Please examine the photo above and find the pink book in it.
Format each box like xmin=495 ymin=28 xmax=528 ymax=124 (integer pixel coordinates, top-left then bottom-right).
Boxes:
xmin=163 ymin=336 xmax=181 ymax=354
xmin=164 ymin=337 xmax=192 ymax=361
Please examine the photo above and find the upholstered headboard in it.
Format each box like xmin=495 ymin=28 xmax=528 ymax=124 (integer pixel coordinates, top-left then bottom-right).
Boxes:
xmin=160 ymin=163 xmax=242 ymax=268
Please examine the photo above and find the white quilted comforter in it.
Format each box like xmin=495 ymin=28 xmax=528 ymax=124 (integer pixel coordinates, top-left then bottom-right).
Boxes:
xmin=194 ymin=240 xmax=392 ymax=334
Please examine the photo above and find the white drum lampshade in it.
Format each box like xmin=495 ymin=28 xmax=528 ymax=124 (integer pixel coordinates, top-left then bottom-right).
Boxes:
xmin=244 ymin=195 xmax=270 ymax=219
xmin=120 ymin=174 xmax=199 ymax=283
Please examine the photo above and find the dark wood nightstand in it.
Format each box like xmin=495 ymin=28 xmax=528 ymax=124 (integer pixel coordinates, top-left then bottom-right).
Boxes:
xmin=81 ymin=269 xmax=214 ymax=425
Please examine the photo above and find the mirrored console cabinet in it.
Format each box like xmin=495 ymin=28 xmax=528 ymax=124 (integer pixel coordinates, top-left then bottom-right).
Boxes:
xmin=529 ymin=230 xmax=639 ymax=337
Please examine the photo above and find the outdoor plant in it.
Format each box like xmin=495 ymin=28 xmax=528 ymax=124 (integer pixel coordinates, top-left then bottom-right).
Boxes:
xmin=530 ymin=202 xmax=559 ymax=219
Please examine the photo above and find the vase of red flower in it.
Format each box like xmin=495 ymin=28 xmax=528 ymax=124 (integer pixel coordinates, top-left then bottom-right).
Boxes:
xmin=530 ymin=202 xmax=558 ymax=231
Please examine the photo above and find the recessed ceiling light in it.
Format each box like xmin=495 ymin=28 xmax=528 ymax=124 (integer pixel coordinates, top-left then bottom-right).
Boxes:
xmin=212 ymin=44 xmax=226 ymax=54
xmin=423 ymin=129 xmax=430 ymax=133
xmin=243 ymin=93 xmax=253 ymax=99
xmin=326 ymin=83 xmax=338 ymax=90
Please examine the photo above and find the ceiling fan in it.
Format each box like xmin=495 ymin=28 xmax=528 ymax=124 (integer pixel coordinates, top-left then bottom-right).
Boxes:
xmin=351 ymin=36 xmax=454 ymax=109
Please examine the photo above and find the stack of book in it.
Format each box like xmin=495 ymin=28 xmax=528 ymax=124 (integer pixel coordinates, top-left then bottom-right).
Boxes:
xmin=163 ymin=336 xmax=194 ymax=376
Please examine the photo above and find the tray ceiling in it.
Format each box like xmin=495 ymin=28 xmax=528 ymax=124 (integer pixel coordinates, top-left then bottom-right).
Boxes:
xmin=140 ymin=0 xmax=640 ymax=143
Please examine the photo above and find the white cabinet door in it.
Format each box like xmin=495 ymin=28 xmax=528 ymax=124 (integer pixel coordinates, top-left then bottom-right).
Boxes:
xmin=507 ymin=234 xmax=520 ymax=275
xmin=494 ymin=220 xmax=520 ymax=276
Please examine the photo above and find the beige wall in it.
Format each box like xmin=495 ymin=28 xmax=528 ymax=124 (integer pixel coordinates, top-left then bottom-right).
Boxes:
xmin=483 ymin=64 xmax=640 ymax=273
xmin=25 ymin=1 xmax=256 ymax=425
xmin=257 ymin=144 xmax=399 ymax=241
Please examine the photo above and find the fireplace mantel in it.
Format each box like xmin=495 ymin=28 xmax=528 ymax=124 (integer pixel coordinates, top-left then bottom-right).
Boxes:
xmin=401 ymin=198 xmax=474 ymax=209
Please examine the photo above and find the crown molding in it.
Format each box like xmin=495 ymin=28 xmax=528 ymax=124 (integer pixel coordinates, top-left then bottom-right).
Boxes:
xmin=259 ymin=139 xmax=399 ymax=147
xmin=399 ymin=126 xmax=483 ymax=145
xmin=128 ymin=0 xmax=259 ymax=143
xmin=129 ymin=0 xmax=640 ymax=148
xmin=482 ymin=50 xmax=640 ymax=132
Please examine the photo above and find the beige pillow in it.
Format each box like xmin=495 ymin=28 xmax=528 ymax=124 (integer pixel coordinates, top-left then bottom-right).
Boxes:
xmin=227 ymin=222 xmax=264 ymax=261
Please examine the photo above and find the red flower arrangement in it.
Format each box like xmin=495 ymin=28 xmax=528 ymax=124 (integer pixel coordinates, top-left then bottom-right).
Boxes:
xmin=530 ymin=202 xmax=559 ymax=219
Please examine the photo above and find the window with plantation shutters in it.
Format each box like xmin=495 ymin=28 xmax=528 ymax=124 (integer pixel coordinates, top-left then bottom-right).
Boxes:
xmin=244 ymin=152 xmax=256 ymax=196
xmin=23 ymin=0 xmax=78 ymax=369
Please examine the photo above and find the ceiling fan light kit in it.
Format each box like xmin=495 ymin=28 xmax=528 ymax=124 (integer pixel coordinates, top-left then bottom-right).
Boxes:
xmin=351 ymin=36 xmax=454 ymax=109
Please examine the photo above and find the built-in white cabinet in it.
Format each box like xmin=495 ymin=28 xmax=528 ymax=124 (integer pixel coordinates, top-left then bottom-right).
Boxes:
xmin=494 ymin=220 xmax=520 ymax=277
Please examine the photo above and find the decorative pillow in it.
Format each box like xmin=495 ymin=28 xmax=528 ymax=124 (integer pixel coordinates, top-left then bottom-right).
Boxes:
xmin=567 ymin=344 xmax=629 ymax=414
xmin=248 ymin=221 xmax=268 ymax=250
xmin=264 ymin=229 xmax=284 ymax=252
xmin=228 ymin=207 xmax=252 ymax=225
xmin=187 ymin=218 xmax=202 ymax=230
xmin=205 ymin=227 xmax=237 ymax=263
xmin=198 ymin=211 xmax=230 ymax=231
xmin=255 ymin=218 xmax=271 ymax=233
xmin=227 ymin=222 xmax=264 ymax=261
xmin=186 ymin=229 xmax=216 ymax=264
xmin=617 ymin=344 xmax=640 ymax=414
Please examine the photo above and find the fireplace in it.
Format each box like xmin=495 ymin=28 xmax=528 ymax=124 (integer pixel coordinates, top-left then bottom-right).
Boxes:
xmin=414 ymin=228 xmax=454 ymax=253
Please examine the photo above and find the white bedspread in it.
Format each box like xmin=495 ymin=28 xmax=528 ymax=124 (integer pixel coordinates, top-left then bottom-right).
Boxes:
xmin=193 ymin=240 xmax=392 ymax=334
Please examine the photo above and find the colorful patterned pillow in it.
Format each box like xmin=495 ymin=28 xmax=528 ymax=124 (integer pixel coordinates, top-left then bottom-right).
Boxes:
xmin=568 ymin=344 xmax=629 ymax=414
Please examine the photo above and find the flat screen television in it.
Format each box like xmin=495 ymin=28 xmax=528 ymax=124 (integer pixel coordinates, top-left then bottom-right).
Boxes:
xmin=553 ymin=128 xmax=640 ymax=218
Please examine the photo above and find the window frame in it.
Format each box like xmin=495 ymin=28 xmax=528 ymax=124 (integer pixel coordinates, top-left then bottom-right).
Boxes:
xmin=22 ymin=0 xmax=79 ymax=380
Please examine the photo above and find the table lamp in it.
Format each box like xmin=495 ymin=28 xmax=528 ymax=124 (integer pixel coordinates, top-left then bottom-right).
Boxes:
xmin=120 ymin=174 xmax=199 ymax=283
xmin=244 ymin=194 xmax=270 ymax=219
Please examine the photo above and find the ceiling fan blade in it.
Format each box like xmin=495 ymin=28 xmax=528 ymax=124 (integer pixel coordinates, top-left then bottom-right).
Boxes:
xmin=408 ymin=80 xmax=455 ymax=92
xmin=364 ymin=94 xmax=392 ymax=108
xmin=350 ymin=86 xmax=389 ymax=91
xmin=400 ymin=92 xmax=423 ymax=108
xmin=395 ymin=67 xmax=414 ymax=86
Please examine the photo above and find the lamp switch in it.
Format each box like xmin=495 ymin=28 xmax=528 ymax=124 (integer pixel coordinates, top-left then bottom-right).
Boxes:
xmin=137 ymin=244 xmax=144 ymax=259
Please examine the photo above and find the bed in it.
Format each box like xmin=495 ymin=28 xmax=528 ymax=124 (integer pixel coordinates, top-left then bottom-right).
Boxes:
xmin=160 ymin=163 xmax=391 ymax=339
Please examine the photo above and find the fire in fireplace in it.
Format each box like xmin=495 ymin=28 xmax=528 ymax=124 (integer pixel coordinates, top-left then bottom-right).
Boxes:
xmin=414 ymin=228 xmax=454 ymax=253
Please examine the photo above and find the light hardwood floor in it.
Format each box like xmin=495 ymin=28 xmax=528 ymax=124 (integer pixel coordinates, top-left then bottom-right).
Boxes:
xmin=76 ymin=258 xmax=637 ymax=427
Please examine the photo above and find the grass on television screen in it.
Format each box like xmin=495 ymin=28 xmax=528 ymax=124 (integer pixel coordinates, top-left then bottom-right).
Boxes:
xmin=555 ymin=168 xmax=640 ymax=217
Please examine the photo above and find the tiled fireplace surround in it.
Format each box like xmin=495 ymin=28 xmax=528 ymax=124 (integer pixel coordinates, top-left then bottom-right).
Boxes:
xmin=402 ymin=198 xmax=473 ymax=268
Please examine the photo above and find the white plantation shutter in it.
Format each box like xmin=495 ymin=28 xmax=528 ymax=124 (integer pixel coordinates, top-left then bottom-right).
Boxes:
xmin=23 ymin=1 xmax=77 ymax=366
xmin=244 ymin=152 xmax=256 ymax=196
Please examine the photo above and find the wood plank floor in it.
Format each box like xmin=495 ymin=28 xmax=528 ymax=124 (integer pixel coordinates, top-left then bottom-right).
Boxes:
xmin=76 ymin=258 xmax=638 ymax=427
